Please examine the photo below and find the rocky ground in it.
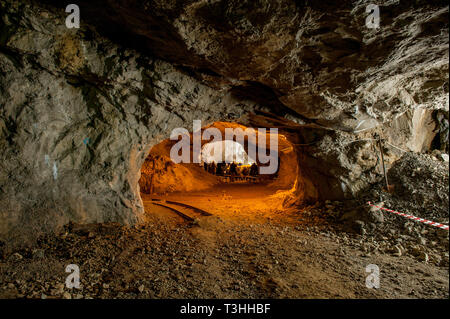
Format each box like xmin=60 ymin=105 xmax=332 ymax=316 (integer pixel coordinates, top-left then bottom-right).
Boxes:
xmin=0 ymin=152 xmax=448 ymax=299
xmin=356 ymin=151 xmax=449 ymax=266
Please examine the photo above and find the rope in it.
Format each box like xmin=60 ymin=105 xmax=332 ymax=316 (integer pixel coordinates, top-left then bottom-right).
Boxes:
xmin=342 ymin=137 xmax=409 ymax=153
xmin=343 ymin=138 xmax=377 ymax=145
xmin=385 ymin=141 xmax=409 ymax=153
xmin=288 ymin=131 xmax=409 ymax=153
xmin=291 ymin=141 xmax=320 ymax=146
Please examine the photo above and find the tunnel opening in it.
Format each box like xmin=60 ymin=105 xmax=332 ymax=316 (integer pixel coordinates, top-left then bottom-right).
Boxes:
xmin=199 ymin=139 xmax=260 ymax=182
xmin=138 ymin=121 xmax=301 ymax=221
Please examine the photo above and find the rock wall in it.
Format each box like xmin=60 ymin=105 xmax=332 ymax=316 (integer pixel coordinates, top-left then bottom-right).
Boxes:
xmin=37 ymin=0 xmax=449 ymax=129
xmin=139 ymin=138 xmax=221 ymax=194
xmin=0 ymin=0 xmax=262 ymax=244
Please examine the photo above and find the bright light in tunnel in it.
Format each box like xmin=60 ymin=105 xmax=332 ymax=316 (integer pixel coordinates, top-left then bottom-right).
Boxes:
xmin=200 ymin=140 xmax=256 ymax=164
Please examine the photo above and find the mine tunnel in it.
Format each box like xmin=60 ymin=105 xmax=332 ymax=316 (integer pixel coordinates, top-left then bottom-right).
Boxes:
xmin=0 ymin=0 xmax=448 ymax=301
xmin=138 ymin=121 xmax=302 ymax=220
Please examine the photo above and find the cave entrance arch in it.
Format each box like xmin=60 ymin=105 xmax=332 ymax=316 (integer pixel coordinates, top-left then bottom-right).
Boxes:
xmin=138 ymin=121 xmax=302 ymax=219
xmin=139 ymin=121 xmax=297 ymax=192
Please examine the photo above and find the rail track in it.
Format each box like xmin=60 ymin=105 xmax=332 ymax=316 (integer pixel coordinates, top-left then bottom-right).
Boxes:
xmin=147 ymin=198 xmax=212 ymax=222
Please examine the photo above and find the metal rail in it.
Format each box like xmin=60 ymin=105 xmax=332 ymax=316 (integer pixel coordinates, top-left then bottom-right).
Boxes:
xmin=151 ymin=202 xmax=195 ymax=222
xmin=150 ymin=199 xmax=213 ymax=221
xmin=220 ymin=175 xmax=261 ymax=183
xmin=164 ymin=200 xmax=212 ymax=216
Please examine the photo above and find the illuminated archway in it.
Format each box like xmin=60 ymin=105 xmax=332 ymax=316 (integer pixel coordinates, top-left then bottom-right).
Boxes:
xmin=139 ymin=121 xmax=302 ymax=195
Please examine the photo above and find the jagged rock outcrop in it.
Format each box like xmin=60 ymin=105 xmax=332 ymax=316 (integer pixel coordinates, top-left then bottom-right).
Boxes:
xmin=37 ymin=0 xmax=449 ymax=128
xmin=0 ymin=0 xmax=448 ymax=244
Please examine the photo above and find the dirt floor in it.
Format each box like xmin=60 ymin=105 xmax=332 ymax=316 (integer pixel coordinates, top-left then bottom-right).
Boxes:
xmin=0 ymin=178 xmax=448 ymax=299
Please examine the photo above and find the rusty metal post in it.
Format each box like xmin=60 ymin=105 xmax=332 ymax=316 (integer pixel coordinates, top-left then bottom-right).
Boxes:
xmin=376 ymin=134 xmax=390 ymax=191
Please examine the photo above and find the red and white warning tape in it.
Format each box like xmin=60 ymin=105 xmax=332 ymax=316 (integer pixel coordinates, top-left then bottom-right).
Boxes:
xmin=367 ymin=202 xmax=449 ymax=231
